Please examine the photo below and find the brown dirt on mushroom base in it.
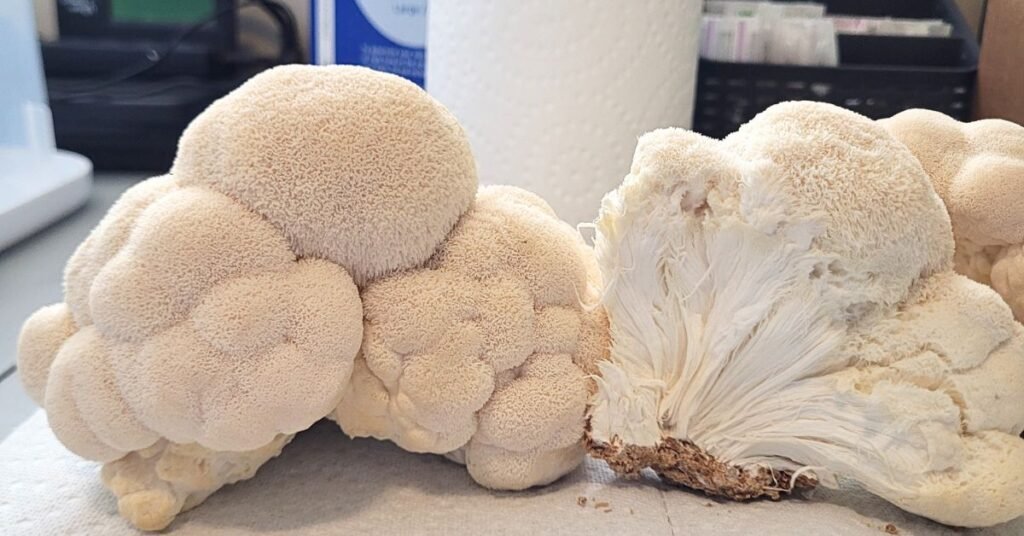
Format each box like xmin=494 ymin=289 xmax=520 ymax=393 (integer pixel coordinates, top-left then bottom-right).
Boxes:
xmin=586 ymin=433 xmax=817 ymax=501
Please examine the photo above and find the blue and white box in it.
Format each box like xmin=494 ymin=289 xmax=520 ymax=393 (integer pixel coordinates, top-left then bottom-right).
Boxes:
xmin=311 ymin=0 xmax=427 ymax=86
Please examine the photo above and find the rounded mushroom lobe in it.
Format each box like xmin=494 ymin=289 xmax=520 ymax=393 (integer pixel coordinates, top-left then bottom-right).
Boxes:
xmin=173 ymin=64 xmax=479 ymax=284
xmin=883 ymin=109 xmax=1024 ymax=321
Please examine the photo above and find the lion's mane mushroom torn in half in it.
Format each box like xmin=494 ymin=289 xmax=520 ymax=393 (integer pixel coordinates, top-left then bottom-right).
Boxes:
xmin=587 ymin=102 xmax=1024 ymax=528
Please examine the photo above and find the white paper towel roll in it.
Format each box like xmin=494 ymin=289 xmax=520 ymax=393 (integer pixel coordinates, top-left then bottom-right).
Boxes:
xmin=426 ymin=0 xmax=702 ymax=225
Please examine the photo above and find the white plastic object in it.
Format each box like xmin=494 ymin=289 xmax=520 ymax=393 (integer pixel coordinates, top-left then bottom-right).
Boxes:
xmin=0 ymin=0 xmax=92 ymax=252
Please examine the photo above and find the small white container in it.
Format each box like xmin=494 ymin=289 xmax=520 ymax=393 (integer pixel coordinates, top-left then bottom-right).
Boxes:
xmin=0 ymin=0 xmax=92 ymax=251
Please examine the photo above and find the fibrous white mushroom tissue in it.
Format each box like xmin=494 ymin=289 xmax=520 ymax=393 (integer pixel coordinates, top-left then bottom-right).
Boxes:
xmin=587 ymin=101 xmax=1024 ymax=528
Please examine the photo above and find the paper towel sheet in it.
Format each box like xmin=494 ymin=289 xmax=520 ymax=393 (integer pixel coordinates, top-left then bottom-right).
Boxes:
xmin=3 ymin=411 xmax=1022 ymax=535
xmin=426 ymin=0 xmax=702 ymax=226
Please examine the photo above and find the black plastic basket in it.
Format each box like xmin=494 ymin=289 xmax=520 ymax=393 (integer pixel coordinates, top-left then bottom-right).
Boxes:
xmin=693 ymin=0 xmax=979 ymax=139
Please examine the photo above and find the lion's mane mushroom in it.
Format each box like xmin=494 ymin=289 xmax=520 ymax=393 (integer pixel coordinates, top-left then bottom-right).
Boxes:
xmin=588 ymin=102 xmax=1024 ymax=528
xmin=17 ymin=65 xmax=477 ymax=531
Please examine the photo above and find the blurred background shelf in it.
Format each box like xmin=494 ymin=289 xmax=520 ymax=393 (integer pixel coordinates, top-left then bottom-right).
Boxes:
xmin=694 ymin=0 xmax=979 ymax=139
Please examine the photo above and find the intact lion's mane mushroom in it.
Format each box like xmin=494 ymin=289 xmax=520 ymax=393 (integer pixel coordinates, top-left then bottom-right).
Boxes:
xmin=17 ymin=65 xmax=478 ymax=531
xmin=17 ymin=65 xmax=610 ymax=531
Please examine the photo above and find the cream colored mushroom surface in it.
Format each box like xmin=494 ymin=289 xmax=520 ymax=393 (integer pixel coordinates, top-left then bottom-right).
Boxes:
xmin=334 ymin=185 xmax=609 ymax=490
xmin=17 ymin=65 xmax=478 ymax=531
xmin=589 ymin=101 xmax=1024 ymax=528
xmin=882 ymin=109 xmax=1024 ymax=322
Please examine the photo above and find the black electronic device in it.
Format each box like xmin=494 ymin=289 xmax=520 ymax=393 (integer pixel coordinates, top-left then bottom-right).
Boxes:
xmin=56 ymin=0 xmax=237 ymax=51
xmin=44 ymin=0 xmax=237 ymax=78
xmin=42 ymin=0 xmax=300 ymax=170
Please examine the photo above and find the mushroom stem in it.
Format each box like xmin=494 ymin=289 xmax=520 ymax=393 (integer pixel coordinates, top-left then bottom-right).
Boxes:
xmin=586 ymin=432 xmax=816 ymax=500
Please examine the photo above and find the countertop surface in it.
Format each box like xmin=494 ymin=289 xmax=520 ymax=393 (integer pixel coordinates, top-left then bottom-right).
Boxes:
xmin=0 ymin=173 xmax=142 ymax=439
xmin=4 ymin=413 xmax=1021 ymax=536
